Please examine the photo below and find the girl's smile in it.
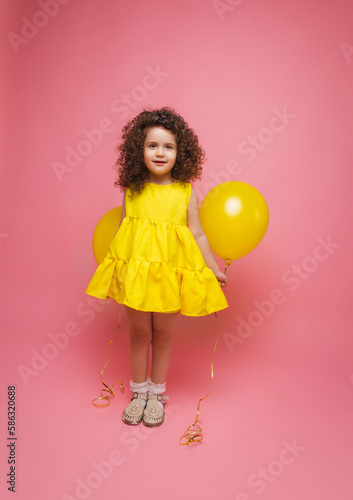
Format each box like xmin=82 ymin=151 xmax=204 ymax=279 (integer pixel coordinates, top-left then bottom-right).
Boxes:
xmin=143 ymin=127 xmax=177 ymax=183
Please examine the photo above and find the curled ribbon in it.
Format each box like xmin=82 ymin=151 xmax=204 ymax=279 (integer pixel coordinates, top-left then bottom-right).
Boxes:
xmin=180 ymin=313 xmax=220 ymax=446
xmin=92 ymin=312 xmax=125 ymax=407
xmin=180 ymin=328 xmax=219 ymax=445
xmin=180 ymin=261 xmax=229 ymax=445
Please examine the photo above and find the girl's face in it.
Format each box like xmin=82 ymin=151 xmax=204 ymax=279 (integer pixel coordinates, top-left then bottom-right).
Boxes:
xmin=143 ymin=127 xmax=177 ymax=183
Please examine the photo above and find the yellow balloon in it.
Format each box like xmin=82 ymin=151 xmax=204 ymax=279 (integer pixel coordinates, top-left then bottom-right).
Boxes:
xmin=92 ymin=207 xmax=122 ymax=265
xmin=200 ymin=182 xmax=269 ymax=260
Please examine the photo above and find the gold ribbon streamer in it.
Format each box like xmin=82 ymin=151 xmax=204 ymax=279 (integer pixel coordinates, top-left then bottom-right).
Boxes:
xmin=180 ymin=260 xmax=230 ymax=445
xmin=179 ymin=332 xmax=218 ymax=445
xmin=92 ymin=312 xmax=125 ymax=407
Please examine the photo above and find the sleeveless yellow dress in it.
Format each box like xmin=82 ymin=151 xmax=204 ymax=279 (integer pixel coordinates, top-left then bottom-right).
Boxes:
xmin=85 ymin=180 xmax=229 ymax=317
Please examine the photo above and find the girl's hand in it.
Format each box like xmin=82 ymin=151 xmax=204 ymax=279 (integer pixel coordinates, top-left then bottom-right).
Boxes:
xmin=213 ymin=269 xmax=228 ymax=287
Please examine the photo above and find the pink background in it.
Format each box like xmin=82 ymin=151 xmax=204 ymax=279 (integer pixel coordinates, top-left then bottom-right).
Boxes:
xmin=1 ymin=0 xmax=353 ymax=498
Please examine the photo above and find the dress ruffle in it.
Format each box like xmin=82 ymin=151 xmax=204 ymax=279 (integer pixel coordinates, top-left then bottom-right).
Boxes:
xmin=85 ymin=216 xmax=228 ymax=317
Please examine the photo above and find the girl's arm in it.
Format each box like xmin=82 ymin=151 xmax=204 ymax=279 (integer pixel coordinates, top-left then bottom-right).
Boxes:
xmin=187 ymin=187 xmax=228 ymax=287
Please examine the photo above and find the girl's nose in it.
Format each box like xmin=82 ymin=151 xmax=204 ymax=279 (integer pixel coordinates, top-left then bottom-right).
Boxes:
xmin=156 ymin=147 xmax=164 ymax=157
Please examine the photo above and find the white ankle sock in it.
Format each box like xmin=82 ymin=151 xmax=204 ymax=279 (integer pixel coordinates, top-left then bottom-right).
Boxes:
xmin=148 ymin=379 xmax=166 ymax=409
xmin=130 ymin=379 xmax=149 ymax=408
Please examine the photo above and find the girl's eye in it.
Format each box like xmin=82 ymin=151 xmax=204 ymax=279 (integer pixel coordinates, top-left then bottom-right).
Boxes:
xmin=147 ymin=143 xmax=174 ymax=149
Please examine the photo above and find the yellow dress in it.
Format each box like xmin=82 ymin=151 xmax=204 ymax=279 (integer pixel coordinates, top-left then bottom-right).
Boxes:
xmin=85 ymin=180 xmax=229 ymax=317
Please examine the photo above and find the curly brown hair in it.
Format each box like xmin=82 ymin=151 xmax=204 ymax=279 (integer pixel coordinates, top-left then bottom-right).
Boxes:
xmin=113 ymin=107 xmax=205 ymax=199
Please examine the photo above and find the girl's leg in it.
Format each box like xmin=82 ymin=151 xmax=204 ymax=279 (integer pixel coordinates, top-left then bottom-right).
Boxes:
xmin=150 ymin=311 xmax=180 ymax=384
xmin=124 ymin=305 xmax=153 ymax=383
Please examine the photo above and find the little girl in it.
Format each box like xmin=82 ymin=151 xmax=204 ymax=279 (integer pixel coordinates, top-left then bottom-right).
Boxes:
xmin=85 ymin=107 xmax=229 ymax=428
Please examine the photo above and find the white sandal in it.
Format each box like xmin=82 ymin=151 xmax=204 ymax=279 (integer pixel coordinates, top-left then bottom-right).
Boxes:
xmin=122 ymin=392 xmax=148 ymax=425
xmin=143 ymin=394 xmax=169 ymax=427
